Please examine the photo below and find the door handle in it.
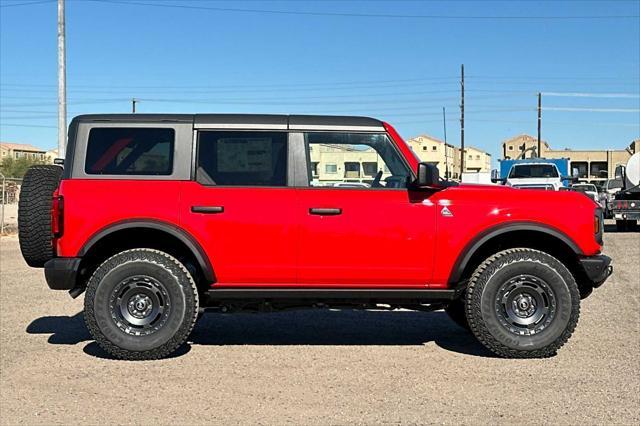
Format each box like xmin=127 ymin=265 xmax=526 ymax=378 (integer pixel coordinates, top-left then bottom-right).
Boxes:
xmin=191 ymin=206 xmax=224 ymax=214
xmin=309 ymin=207 xmax=342 ymax=216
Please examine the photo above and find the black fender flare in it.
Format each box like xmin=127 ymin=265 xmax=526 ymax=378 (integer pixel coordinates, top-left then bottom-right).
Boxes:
xmin=447 ymin=222 xmax=583 ymax=284
xmin=78 ymin=219 xmax=214 ymax=282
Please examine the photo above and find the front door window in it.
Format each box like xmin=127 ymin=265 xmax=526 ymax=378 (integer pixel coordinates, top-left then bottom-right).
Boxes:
xmin=305 ymin=132 xmax=412 ymax=189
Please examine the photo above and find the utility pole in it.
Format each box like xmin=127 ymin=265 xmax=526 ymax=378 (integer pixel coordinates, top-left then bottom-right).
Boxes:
xmin=460 ymin=64 xmax=465 ymax=174
xmin=132 ymin=98 xmax=138 ymax=113
xmin=57 ymin=0 xmax=67 ymax=158
xmin=537 ymin=92 xmax=542 ymax=157
xmin=442 ymin=107 xmax=449 ymax=179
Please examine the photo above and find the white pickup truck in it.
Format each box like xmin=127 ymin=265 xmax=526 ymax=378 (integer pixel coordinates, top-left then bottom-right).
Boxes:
xmin=505 ymin=162 xmax=565 ymax=191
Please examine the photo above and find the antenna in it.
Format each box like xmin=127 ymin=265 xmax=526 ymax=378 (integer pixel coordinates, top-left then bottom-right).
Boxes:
xmin=443 ymin=107 xmax=449 ymax=179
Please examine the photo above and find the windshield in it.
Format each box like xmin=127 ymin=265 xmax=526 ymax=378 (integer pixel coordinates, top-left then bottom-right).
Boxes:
xmin=573 ymin=184 xmax=596 ymax=192
xmin=509 ymin=164 xmax=559 ymax=179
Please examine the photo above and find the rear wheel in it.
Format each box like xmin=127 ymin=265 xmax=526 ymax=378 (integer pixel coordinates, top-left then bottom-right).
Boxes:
xmin=465 ymin=248 xmax=580 ymax=358
xmin=18 ymin=165 xmax=63 ymax=267
xmin=84 ymin=249 xmax=199 ymax=360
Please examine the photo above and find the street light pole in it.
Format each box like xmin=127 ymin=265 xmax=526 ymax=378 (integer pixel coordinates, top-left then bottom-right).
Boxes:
xmin=537 ymin=92 xmax=542 ymax=158
xmin=57 ymin=0 xmax=67 ymax=159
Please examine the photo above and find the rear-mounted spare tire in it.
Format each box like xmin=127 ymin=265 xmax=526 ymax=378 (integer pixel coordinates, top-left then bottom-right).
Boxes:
xmin=18 ymin=165 xmax=63 ymax=267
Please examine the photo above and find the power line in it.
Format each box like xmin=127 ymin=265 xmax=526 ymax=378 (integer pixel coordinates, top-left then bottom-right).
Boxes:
xmin=0 ymin=123 xmax=57 ymax=128
xmin=0 ymin=0 xmax=54 ymax=8
xmin=543 ymin=107 xmax=640 ymax=112
xmin=542 ymin=92 xmax=640 ymax=98
xmin=86 ymin=0 xmax=640 ymax=20
xmin=0 ymin=76 xmax=459 ymax=90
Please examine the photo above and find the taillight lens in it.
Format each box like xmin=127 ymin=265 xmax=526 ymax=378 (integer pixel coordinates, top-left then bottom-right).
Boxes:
xmin=594 ymin=207 xmax=604 ymax=246
xmin=51 ymin=193 xmax=63 ymax=237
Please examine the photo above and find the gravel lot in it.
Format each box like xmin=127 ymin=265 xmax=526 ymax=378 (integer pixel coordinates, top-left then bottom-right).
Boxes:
xmin=1 ymin=225 xmax=638 ymax=425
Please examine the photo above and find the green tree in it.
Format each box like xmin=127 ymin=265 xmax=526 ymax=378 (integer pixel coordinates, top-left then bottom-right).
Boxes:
xmin=0 ymin=156 xmax=48 ymax=178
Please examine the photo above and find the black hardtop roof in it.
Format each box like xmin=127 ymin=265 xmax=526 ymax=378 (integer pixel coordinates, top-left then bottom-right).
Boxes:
xmin=71 ymin=114 xmax=384 ymax=130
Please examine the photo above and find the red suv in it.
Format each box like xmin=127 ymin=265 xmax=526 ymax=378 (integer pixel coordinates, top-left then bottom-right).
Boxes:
xmin=18 ymin=114 xmax=611 ymax=360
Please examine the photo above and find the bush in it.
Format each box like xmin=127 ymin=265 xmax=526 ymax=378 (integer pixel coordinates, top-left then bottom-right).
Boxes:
xmin=0 ymin=157 xmax=49 ymax=179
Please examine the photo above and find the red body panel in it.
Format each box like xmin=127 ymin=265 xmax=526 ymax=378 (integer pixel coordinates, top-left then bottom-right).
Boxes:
xmin=425 ymin=185 xmax=601 ymax=287
xmin=56 ymin=124 xmax=602 ymax=289
xmin=56 ymin=179 xmax=182 ymax=256
xmin=295 ymin=188 xmax=436 ymax=286
xmin=178 ymin=183 xmax=297 ymax=284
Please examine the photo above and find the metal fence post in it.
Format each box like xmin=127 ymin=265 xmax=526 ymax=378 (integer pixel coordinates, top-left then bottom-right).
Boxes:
xmin=0 ymin=172 xmax=5 ymax=234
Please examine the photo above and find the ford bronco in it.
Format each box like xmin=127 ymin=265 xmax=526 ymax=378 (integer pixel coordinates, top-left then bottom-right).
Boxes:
xmin=18 ymin=114 xmax=612 ymax=360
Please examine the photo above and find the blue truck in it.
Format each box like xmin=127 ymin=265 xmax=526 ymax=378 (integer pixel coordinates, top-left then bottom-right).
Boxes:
xmin=498 ymin=158 xmax=572 ymax=190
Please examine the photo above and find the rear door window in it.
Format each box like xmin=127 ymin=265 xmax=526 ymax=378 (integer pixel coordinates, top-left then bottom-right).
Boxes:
xmin=85 ymin=128 xmax=174 ymax=175
xmin=196 ymin=131 xmax=287 ymax=186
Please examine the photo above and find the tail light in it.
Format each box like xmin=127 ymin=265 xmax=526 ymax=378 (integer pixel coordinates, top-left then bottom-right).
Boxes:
xmin=594 ymin=207 xmax=603 ymax=245
xmin=51 ymin=192 xmax=64 ymax=238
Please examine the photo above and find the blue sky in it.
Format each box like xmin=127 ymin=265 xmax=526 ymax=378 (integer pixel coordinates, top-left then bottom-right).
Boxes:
xmin=1 ymin=0 xmax=639 ymax=165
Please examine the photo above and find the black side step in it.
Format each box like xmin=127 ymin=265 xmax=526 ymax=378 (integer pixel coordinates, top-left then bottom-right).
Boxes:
xmin=204 ymin=288 xmax=460 ymax=302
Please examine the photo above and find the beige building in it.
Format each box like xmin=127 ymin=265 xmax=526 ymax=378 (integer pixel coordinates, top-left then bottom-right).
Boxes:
xmin=309 ymin=144 xmax=391 ymax=185
xmin=45 ymin=149 xmax=59 ymax=162
xmin=0 ymin=142 xmax=49 ymax=161
xmin=501 ymin=135 xmax=637 ymax=182
xmin=407 ymin=134 xmax=491 ymax=179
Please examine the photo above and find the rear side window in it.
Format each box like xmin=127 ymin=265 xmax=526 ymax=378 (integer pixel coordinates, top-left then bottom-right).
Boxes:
xmin=196 ymin=131 xmax=287 ymax=186
xmin=85 ymin=128 xmax=174 ymax=175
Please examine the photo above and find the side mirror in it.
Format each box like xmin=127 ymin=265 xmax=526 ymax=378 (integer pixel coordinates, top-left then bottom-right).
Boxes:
xmin=415 ymin=162 xmax=440 ymax=188
xmin=572 ymin=168 xmax=579 ymax=178
xmin=491 ymin=177 xmax=507 ymax=184
xmin=614 ymin=165 xmax=624 ymax=181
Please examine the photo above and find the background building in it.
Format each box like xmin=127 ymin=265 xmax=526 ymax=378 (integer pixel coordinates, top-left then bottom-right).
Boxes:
xmin=407 ymin=134 xmax=491 ymax=179
xmin=501 ymin=135 xmax=637 ymax=182
xmin=0 ymin=142 xmax=49 ymax=161
xmin=309 ymin=143 xmax=391 ymax=185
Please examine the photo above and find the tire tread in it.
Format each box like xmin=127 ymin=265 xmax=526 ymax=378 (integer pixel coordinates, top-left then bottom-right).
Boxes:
xmin=84 ymin=248 xmax=199 ymax=360
xmin=465 ymin=248 xmax=580 ymax=358
xmin=18 ymin=165 xmax=63 ymax=267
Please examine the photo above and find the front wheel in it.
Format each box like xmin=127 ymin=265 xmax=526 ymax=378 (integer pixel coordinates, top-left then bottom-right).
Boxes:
xmin=84 ymin=249 xmax=199 ymax=360
xmin=465 ymin=248 xmax=580 ymax=358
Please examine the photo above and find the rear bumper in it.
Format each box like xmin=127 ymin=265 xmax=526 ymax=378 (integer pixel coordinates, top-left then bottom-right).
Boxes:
xmin=578 ymin=254 xmax=612 ymax=288
xmin=612 ymin=210 xmax=640 ymax=220
xmin=44 ymin=257 xmax=81 ymax=290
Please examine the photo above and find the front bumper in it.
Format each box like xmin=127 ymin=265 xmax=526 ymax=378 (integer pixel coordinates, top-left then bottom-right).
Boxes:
xmin=44 ymin=257 xmax=81 ymax=290
xmin=579 ymin=254 xmax=613 ymax=288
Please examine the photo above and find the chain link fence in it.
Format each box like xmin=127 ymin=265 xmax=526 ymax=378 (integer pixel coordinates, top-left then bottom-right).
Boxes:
xmin=1 ymin=176 xmax=22 ymax=235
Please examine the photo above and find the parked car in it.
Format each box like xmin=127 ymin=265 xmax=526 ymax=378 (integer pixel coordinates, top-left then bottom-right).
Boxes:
xmin=609 ymin=153 xmax=640 ymax=231
xmin=18 ymin=114 xmax=611 ymax=360
xmin=503 ymin=162 xmax=565 ymax=190
xmin=498 ymin=158 xmax=572 ymax=190
xmin=572 ymin=183 xmax=600 ymax=206
xmin=333 ymin=182 xmax=370 ymax=188
xmin=601 ymin=179 xmax=624 ymax=217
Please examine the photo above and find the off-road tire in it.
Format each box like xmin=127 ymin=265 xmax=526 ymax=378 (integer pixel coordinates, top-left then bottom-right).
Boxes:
xmin=18 ymin=165 xmax=63 ymax=267
xmin=445 ymin=298 xmax=470 ymax=331
xmin=84 ymin=249 xmax=199 ymax=360
xmin=466 ymin=248 xmax=580 ymax=358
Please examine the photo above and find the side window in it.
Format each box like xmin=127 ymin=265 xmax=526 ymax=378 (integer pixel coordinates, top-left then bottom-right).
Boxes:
xmin=85 ymin=128 xmax=174 ymax=175
xmin=197 ymin=131 xmax=287 ymax=186
xmin=305 ymin=132 xmax=411 ymax=189
xmin=571 ymin=161 xmax=588 ymax=178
